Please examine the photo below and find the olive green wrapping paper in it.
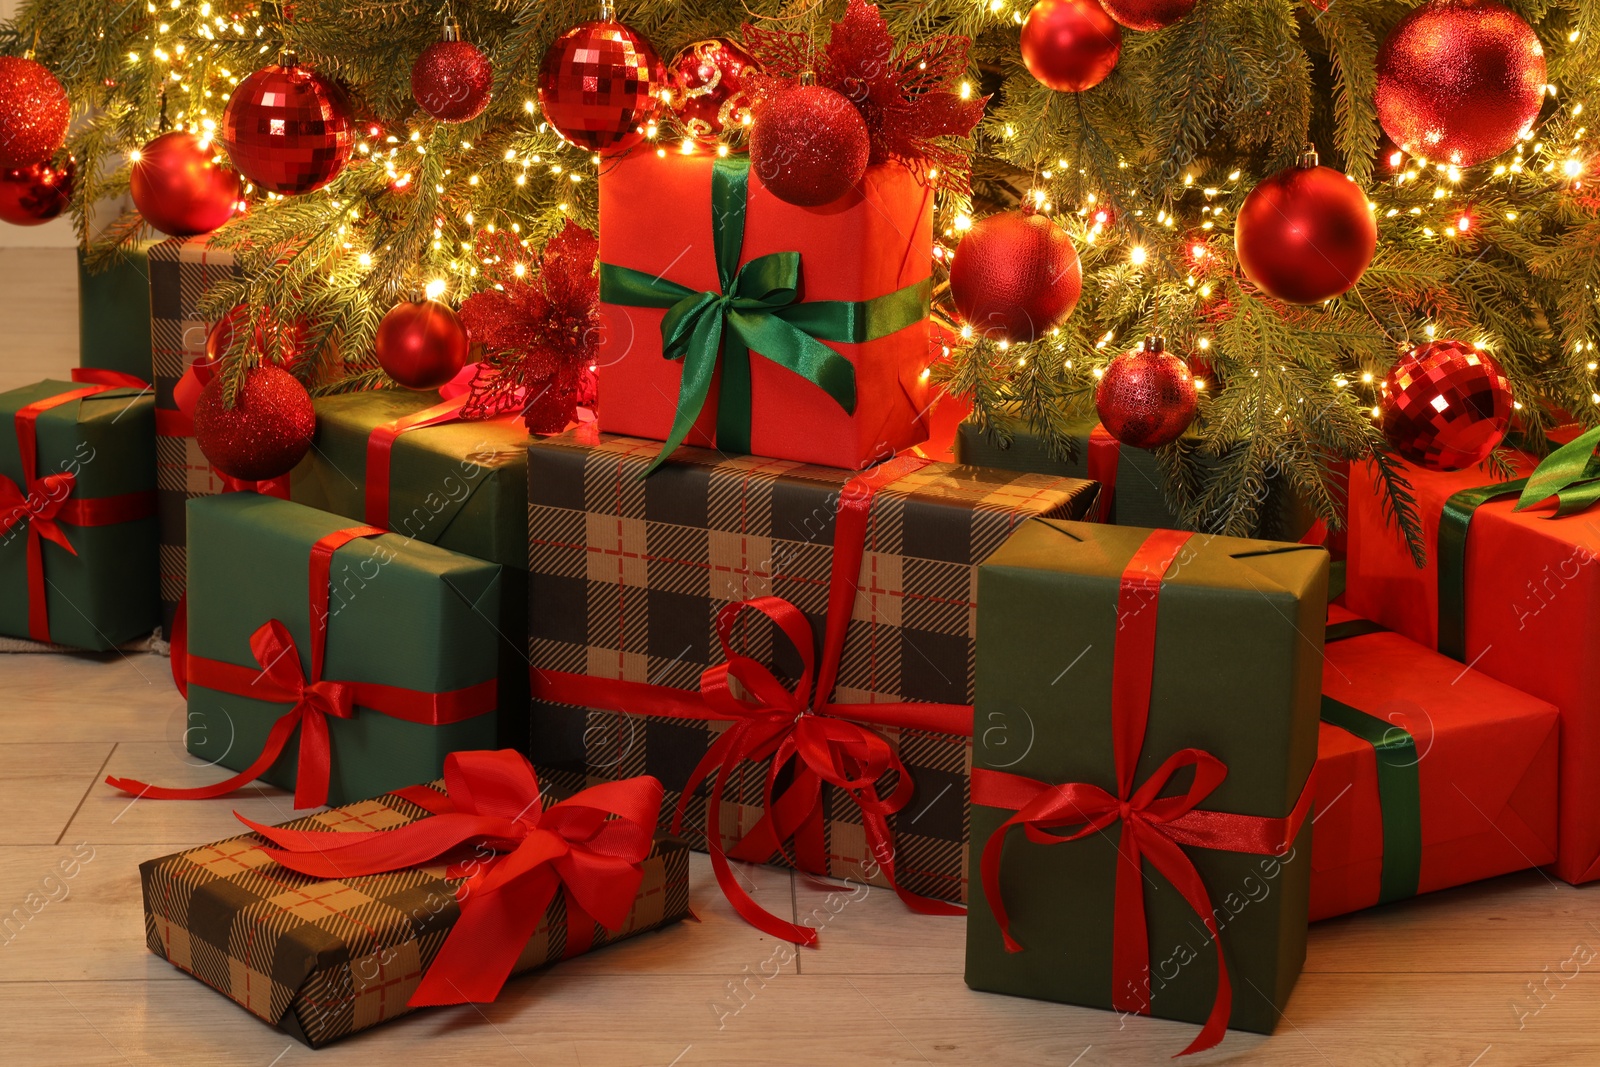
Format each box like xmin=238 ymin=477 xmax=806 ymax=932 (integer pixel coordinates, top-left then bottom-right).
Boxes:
xmin=185 ymin=493 xmax=501 ymax=806
xmin=78 ymin=243 xmax=156 ymax=381
xmin=967 ymin=520 xmax=1327 ymax=1036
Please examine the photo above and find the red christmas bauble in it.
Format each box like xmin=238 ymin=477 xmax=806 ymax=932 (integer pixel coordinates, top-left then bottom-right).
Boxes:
xmin=1235 ymin=156 xmax=1376 ymax=304
xmin=537 ymin=19 xmax=664 ymax=154
xmin=1375 ymin=0 xmax=1545 ymax=169
xmin=376 ymin=298 xmax=470 ymax=390
xmin=193 ymin=364 xmax=316 ymax=481
xmin=668 ymin=38 xmax=760 ymax=147
xmin=1098 ymin=0 xmax=1195 ymax=31
xmin=749 ymin=85 xmax=870 ymax=207
xmin=1095 ymin=338 xmax=1198 ymax=449
xmin=1382 ymin=339 xmax=1512 ymax=471
xmin=0 ymin=153 xmax=73 ymax=226
xmin=205 ymin=304 xmax=307 ymax=368
xmin=412 ymin=20 xmax=493 ymax=123
xmin=0 ymin=56 xmax=69 ymax=169
xmin=1020 ymin=0 xmax=1122 ymax=93
xmin=949 ymin=210 xmax=1082 ymax=344
xmin=221 ymin=54 xmax=356 ymax=195
xmin=130 ymin=131 xmax=240 ymax=237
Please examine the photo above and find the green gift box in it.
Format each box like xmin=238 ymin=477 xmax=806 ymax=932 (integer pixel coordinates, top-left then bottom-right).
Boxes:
xmin=78 ymin=243 xmax=156 ymax=381
xmin=0 ymin=380 xmax=157 ymax=649
xmin=966 ymin=520 xmax=1327 ymax=1053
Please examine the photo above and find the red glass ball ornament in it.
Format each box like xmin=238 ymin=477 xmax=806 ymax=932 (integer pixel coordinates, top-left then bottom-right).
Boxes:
xmin=0 ymin=153 xmax=73 ymax=226
xmin=192 ymin=364 xmax=316 ymax=481
xmin=130 ymin=130 xmax=240 ymax=237
xmin=1382 ymin=339 xmax=1513 ymax=471
xmin=1098 ymin=0 xmax=1195 ymax=31
xmin=412 ymin=20 xmax=492 ymax=123
xmin=668 ymin=38 xmax=759 ymax=147
xmin=1095 ymin=338 xmax=1198 ymax=449
xmin=1020 ymin=0 xmax=1122 ymax=93
xmin=749 ymin=85 xmax=870 ymax=207
xmin=949 ymin=210 xmax=1082 ymax=345
xmin=376 ymin=298 xmax=470 ymax=390
xmin=1235 ymin=152 xmax=1376 ymax=304
xmin=0 ymin=56 xmax=70 ymax=169
xmin=1375 ymin=0 xmax=1545 ymax=169
xmin=205 ymin=304 xmax=307 ymax=368
xmin=538 ymin=19 xmax=664 ymax=153
xmin=221 ymin=54 xmax=356 ymax=195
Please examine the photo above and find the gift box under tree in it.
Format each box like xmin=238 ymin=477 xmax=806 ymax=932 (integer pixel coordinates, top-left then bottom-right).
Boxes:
xmin=78 ymin=241 xmax=156 ymax=381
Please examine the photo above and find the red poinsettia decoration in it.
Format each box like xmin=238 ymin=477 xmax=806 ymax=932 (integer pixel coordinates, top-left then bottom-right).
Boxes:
xmin=459 ymin=220 xmax=600 ymax=434
xmin=742 ymin=0 xmax=988 ymax=194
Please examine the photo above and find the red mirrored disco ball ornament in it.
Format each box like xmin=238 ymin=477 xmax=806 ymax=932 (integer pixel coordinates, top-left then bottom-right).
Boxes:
xmin=1382 ymin=339 xmax=1513 ymax=471
xmin=749 ymin=84 xmax=870 ymax=207
xmin=949 ymin=210 xmax=1082 ymax=345
xmin=668 ymin=38 xmax=759 ymax=147
xmin=1375 ymin=0 xmax=1546 ymax=169
xmin=412 ymin=18 xmax=493 ymax=123
xmin=376 ymin=297 xmax=470 ymax=390
xmin=1095 ymin=336 xmax=1198 ymax=449
xmin=1098 ymin=0 xmax=1195 ymax=31
xmin=0 ymin=56 xmax=69 ymax=169
xmin=130 ymin=130 xmax=240 ymax=237
xmin=1235 ymin=147 xmax=1376 ymax=305
xmin=205 ymin=304 xmax=307 ymax=368
xmin=538 ymin=18 xmax=664 ymax=153
xmin=0 ymin=153 xmax=73 ymax=226
xmin=221 ymin=52 xmax=355 ymax=195
xmin=1020 ymin=0 xmax=1122 ymax=93
xmin=193 ymin=364 xmax=317 ymax=481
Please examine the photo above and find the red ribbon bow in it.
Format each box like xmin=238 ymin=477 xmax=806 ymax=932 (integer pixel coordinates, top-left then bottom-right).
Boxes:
xmin=238 ymin=749 xmax=664 ymax=1007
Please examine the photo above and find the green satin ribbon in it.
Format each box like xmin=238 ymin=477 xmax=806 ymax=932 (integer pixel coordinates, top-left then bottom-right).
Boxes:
xmin=1437 ymin=478 xmax=1527 ymax=662
xmin=1516 ymin=425 xmax=1600 ymax=517
xmin=598 ymin=155 xmax=932 ymax=473
xmin=1318 ymin=692 xmax=1423 ymax=906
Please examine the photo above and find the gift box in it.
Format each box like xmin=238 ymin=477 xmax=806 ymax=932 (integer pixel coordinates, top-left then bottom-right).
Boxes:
xmin=1345 ymin=456 xmax=1600 ymax=883
xmin=78 ymin=242 xmax=156 ymax=380
xmin=140 ymin=750 xmax=689 ymax=1048
xmin=597 ymin=151 xmax=934 ymax=471
xmin=526 ymin=429 xmax=1096 ymax=941
xmin=1310 ymin=606 xmax=1558 ymax=920
xmin=0 ymin=379 xmax=157 ymax=649
xmin=967 ymin=522 xmax=1327 ymax=1055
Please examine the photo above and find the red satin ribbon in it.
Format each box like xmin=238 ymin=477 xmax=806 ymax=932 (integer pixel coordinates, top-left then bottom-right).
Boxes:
xmin=973 ymin=529 xmax=1314 ymax=1058
xmin=1087 ymin=423 xmax=1120 ymax=523
xmin=108 ymin=525 xmax=497 ymax=808
xmin=363 ymin=392 xmax=525 ymax=528
xmin=237 ymin=749 xmax=664 ymax=1006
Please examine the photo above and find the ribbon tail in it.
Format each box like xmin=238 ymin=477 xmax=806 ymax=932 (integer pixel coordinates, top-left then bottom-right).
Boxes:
xmin=105 ymin=708 xmax=303 ymax=802
xmin=1136 ymin=829 xmax=1233 ymax=1058
xmin=714 ymin=334 xmax=753 ymax=455
xmin=644 ymin=314 xmax=725 ymax=476
xmin=860 ymin=808 xmax=964 ymax=918
xmin=294 ymin=708 xmax=332 ymax=810
xmin=1109 ymin=823 xmax=1152 ymax=1020
xmin=409 ymin=871 xmax=560 ymax=1007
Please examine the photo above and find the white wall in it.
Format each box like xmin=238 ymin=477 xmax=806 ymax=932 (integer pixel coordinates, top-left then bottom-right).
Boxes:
xmin=0 ymin=0 xmax=82 ymax=249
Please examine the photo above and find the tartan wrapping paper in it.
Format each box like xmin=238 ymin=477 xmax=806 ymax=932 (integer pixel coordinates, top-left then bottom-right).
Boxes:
xmin=526 ymin=430 xmax=1098 ymax=904
xmin=140 ymin=782 xmax=691 ymax=1048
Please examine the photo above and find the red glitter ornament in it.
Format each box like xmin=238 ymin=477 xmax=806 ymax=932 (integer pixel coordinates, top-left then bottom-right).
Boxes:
xmin=1235 ymin=148 xmax=1376 ymax=305
xmin=220 ymin=52 xmax=356 ymax=195
xmin=412 ymin=18 xmax=493 ymax=123
xmin=0 ymin=56 xmax=70 ymax=169
xmin=130 ymin=130 xmax=240 ymax=237
xmin=0 ymin=153 xmax=73 ymax=226
xmin=376 ymin=297 xmax=470 ymax=390
xmin=667 ymin=38 xmax=759 ymax=147
xmin=1020 ymin=0 xmax=1122 ymax=94
xmin=537 ymin=18 xmax=664 ymax=154
xmin=1382 ymin=339 xmax=1513 ymax=471
xmin=1375 ymin=0 xmax=1546 ymax=169
xmin=949 ymin=210 xmax=1082 ymax=345
xmin=1095 ymin=337 xmax=1198 ymax=449
xmin=749 ymin=85 xmax=870 ymax=207
xmin=193 ymin=364 xmax=317 ymax=481
xmin=1098 ymin=0 xmax=1194 ymax=31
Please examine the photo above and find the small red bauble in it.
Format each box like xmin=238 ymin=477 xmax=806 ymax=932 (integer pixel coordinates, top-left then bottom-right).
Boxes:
xmin=1382 ymin=339 xmax=1512 ymax=471
xmin=749 ymin=85 xmax=870 ymax=207
xmin=376 ymin=298 xmax=470 ymax=390
xmin=412 ymin=19 xmax=493 ymax=123
xmin=0 ymin=153 xmax=73 ymax=226
xmin=1375 ymin=0 xmax=1545 ymax=168
xmin=130 ymin=131 xmax=240 ymax=237
xmin=1098 ymin=0 xmax=1195 ymax=31
xmin=668 ymin=38 xmax=759 ymax=147
xmin=538 ymin=19 xmax=664 ymax=153
xmin=221 ymin=53 xmax=356 ymax=195
xmin=193 ymin=364 xmax=317 ymax=481
xmin=0 ymin=56 xmax=70 ymax=169
xmin=1020 ymin=0 xmax=1122 ymax=93
xmin=1235 ymin=150 xmax=1376 ymax=304
xmin=205 ymin=304 xmax=307 ymax=368
xmin=1095 ymin=337 xmax=1198 ymax=449
xmin=949 ymin=210 xmax=1082 ymax=345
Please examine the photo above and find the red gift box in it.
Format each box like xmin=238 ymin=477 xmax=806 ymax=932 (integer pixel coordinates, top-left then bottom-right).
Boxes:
xmin=597 ymin=151 xmax=933 ymax=470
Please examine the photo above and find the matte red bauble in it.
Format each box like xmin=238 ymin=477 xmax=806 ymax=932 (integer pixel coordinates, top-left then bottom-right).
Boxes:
xmin=130 ymin=131 xmax=240 ymax=237
xmin=0 ymin=56 xmax=70 ymax=169
xmin=749 ymin=85 xmax=870 ymax=207
xmin=376 ymin=298 xmax=470 ymax=390
xmin=949 ymin=210 xmax=1082 ymax=344
xmin=1382 ymin=339 xmax=1512 ymax=471
xmin=192 ymin=364 xmax=316 ymax=481
xmin=1020 ymin=0 xmax=1122 ymax=93
xmin=1098 ymin=0 xmax=1195 ymax=31
xmin=1235 ymin=150 xmax=1376 ymax=304
xmin=668 ymin=38 xmax=759 ymax=146
xmin=0 ymin=154 xmax=73 ymax=225
xmin=221 ymin=53 xmax=355 ymax=195
xmin=538 ymin=19 xmax=664 ymax=153
xmin=412 ymin=19 xmax=493 ymax=123
xmin=1095 ymin=337 xmax=1198 ymax=449
xmin=1375 ymin=0 xmax=1545 ymax=168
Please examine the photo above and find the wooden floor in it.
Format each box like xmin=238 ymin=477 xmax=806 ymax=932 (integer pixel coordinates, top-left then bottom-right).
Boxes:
xmin=3 ymin=249 xmax=1599 ymax=1065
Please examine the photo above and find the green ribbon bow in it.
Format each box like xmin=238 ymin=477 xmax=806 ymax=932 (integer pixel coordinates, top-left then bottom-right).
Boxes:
xmin=599 ymin=155 xmax=931 ymax=474
xmin=1515 ymin=425 xmax=1600 ymax=518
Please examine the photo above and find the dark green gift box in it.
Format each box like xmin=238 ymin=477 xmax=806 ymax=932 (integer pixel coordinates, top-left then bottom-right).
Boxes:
xmin=185 ymin=493 xmax=501 ymax=806
xmin=966 ymin=520 xmax=1327 ymax=1043
xmin=0 ymin=380 xmax=157 ymax=649
xmin=78 ymin=244 xmax=156 ymax=382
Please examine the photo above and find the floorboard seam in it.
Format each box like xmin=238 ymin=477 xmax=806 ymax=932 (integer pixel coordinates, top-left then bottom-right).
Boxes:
xmin=55 ymin=743 xmax=118 ymax=846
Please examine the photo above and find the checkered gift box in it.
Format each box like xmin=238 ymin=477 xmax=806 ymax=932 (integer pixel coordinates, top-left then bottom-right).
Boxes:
xmin=141 ymin=782 xmax=690 ymax=1048
xmin=526 ymin=431 xmax=1098 ymax=905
